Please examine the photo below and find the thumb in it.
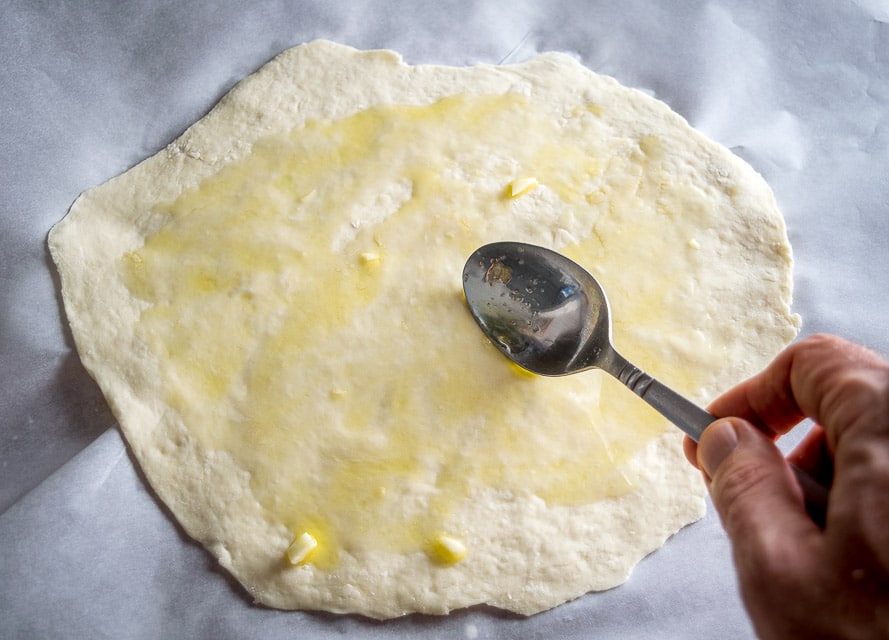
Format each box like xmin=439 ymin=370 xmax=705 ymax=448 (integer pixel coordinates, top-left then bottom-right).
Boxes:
xmin=698 ymin=418 xmax=816 ymax=542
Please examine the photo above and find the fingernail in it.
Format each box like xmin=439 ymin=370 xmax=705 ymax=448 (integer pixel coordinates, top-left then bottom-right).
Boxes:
xmin=699 ymin=419 xmax=739 ymax=478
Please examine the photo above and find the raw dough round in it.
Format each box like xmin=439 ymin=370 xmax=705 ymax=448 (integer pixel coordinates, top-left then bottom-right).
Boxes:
xmin=49 ymin=41 xmax=799 ymax=618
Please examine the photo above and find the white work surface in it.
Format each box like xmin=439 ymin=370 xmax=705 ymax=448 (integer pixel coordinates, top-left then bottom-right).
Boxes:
xmin=2 ymin=2 xmax=887 ymax=638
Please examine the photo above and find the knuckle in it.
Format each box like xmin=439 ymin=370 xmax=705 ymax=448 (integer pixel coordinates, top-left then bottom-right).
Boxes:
xmin=799 ymin=337 xmax=889 ymax=444
xmin=803 ymin=332 xmax=843 ymax=349
xmin=713 ymin=462 xmax=806 ymax=580
xmin=713 ymin=460 xmax=772 ymax=531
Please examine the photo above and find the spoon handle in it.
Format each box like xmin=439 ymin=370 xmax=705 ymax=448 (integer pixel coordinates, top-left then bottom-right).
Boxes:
xmin=604 ymin=350 xmax=829 ymax=526
xmin=605 ymin=351 xmax=712 ymax=440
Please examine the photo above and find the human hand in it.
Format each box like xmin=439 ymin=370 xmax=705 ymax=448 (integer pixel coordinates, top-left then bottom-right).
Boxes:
xmin=683 ymin=333 xmax=889 ymax=639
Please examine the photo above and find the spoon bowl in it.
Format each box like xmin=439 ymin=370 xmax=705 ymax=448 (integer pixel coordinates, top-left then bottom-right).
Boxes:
xmin=461 ymin=241 xmax=613 ymax=377
xmin=462 ymin=241 xmax=828 ymax=524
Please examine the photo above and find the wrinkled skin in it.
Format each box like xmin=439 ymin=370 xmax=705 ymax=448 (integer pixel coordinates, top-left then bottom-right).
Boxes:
xmin=684 ymin=334 xmax=889 ymax=639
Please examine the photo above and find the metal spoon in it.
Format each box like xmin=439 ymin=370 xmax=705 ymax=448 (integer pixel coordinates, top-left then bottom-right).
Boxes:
xmin=462 ymin=240 xmax=828 ymax=525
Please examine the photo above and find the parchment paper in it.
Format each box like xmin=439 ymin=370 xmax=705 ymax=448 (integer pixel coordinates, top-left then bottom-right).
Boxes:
xmin=2 ymin=1 xmax=887 ymax=638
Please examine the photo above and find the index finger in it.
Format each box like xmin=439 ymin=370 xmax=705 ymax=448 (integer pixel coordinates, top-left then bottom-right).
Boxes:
xmin=708 ymin=333 xmax=889 ymax=445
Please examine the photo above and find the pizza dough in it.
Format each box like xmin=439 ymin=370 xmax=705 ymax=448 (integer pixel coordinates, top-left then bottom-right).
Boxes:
xmin=48 ymin=40 xmax=799 ymax=618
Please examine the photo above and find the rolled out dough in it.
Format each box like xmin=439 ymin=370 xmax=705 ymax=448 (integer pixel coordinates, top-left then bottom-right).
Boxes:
xmin=49 ymin=41 xmax=799 ymax=618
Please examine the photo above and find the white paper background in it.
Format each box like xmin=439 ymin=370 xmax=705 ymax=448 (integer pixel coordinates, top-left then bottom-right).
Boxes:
xmin=2 ymin=1 xmax=887 ymax=638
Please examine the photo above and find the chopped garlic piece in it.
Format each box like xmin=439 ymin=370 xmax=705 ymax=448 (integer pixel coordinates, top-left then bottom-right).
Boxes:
xmin=286 ymin=531 xmax=318 ymax=565
xmin=360 ymin=252 xmax=381 ymax=263
xmin=687 ymin=238 xmax=701 ymax=250
xmin=429 ymin=534 xmax=468 ymax=564
xmin=508 ymin=177 xmax=538 ymax=198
